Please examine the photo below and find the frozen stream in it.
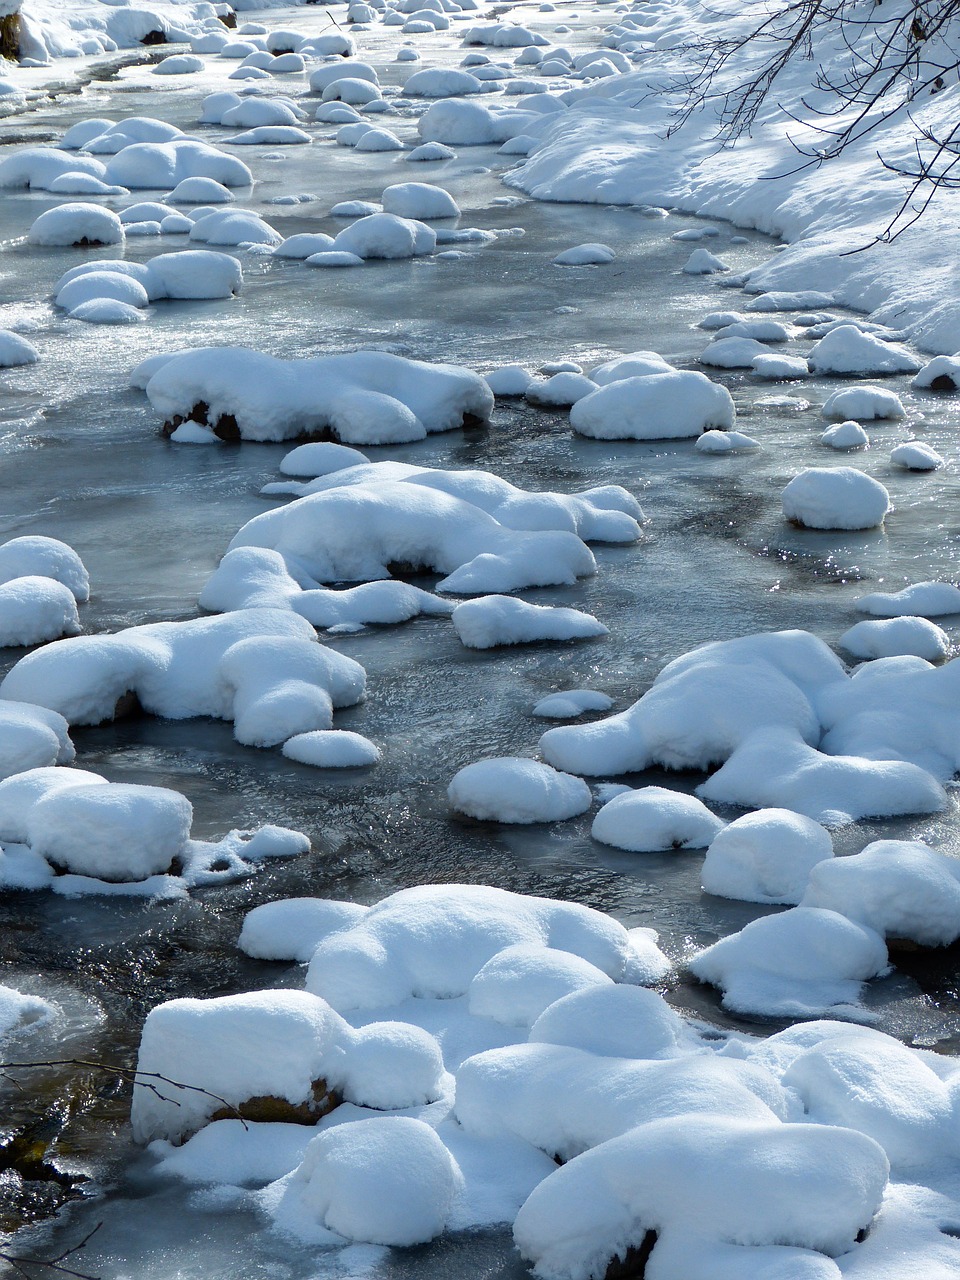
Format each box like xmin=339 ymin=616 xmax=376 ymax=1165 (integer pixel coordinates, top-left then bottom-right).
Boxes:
xmin=1 ymin=3 xmax=960 ymax=1275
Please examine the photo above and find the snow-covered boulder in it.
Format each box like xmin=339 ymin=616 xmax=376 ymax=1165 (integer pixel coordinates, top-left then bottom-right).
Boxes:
xmin=0 ymin=701 xmax=74 ymax=780
xmin=821 ymin=386 xmax=905 ymax=421
xmin=451 ymin=596 xmax=607 ymax=648
xmin=782 ymin=468 xmax=891 ymax=530
xmin=890 ymin=441 xmax=943 ymax=471
xmin=570 ymin=371 xmax=734 ymax=439
xmin=381 ymin=182 xmax=459 ymax=219
xmin=0 ymin=536 xmax=89 ymax=600
xmin=28 ymin=203 xmax=123 ymax=247
xmin=0 ymin=576 xmax=81 ymax=647
xmin=856 ymin=581 xmax=960 ymax=617
xmin=807 ymin=326 xmax=921 ymax=376
xmin=448 ymin=758 xmax=591 ymax=822
xmin=0 ymin=330 xmax=38 ymax=366
xmin=839 ymin=617 xmax=950 ymax=661
xmin=701 ymin=809 xmax=833 ymax=904
xmin=591 ymin=786 xmax=724 ymax=852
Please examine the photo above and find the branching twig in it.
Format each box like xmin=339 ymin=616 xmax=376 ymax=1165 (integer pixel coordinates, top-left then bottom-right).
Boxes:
xmin=1 ymin=1221 xmax=103 ymax=1280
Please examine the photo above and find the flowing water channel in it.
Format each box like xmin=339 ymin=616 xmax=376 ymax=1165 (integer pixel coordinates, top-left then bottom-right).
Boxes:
xmin=1 ymin=5 xmax=960 ymax=1274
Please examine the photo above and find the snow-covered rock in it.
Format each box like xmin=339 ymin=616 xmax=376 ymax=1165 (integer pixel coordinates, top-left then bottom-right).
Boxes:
xmin=451 ymin=596 xmax=607 ymax=648
xmin=591 ymin=786 xmax=725 ymax=852
xmin=570 ymin=371 xmax=734 ymax=439
xmin=448 ymin=758 xmax=592 ymax=822
xmin=782 ymin=468 xmax=891 ymax=530
xmin=839 ymin=617 xmax=950 ymax=661
xmin=701 ymin=809 xmax=834 ymax=904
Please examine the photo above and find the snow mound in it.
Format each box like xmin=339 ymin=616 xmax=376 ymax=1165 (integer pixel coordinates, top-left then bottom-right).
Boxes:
xmin=267 ymin=1117 xmax=462 ymax=1246
xmin=448 ymin=757 xmax=592 ymax=822
xmin=696 ymin=429 xmax=760 ymax=452
xmin=381 ymin=182 xmax=460 ymax=219
xmin=689 ymin=907 xmax=889 ymax=1017
xmin=801 ymin=839 xmax=960 ymax=947
xmin=0 ymin=576 xmax=81 ymax=647
xmin=857 ymin=581 xmax=960 ymax=617
xmin=807 ymin=326 xmax=921 ymax=376
xmin=133 ymin=989 xmax=444 ymax=1143
xmin=0 ymin=701 xmax=74 ymax=781
xmin=591 ymin=786 xmax=724 ymax=852
xmin=0 ymin=609 xmax=365 ymax=754
xmin=103 ymin=140 xmax=253 ymax=190
xmin=701 ymin=808 xmax=833 ymax=904
xmin=331 ymin=213 xmax=435 ymax=260
xmin=570 ymin=370 xmax=734 ymax=439
xmin=782 ymin=467 xmax=891 ymax=530
xmin=533 ymin=689 xmax=613 ymax=718
xmin=302 ymin=883 xmax=637 ymax=1010
xmin=529 ymin=984 xmax=683 ymax=1059
xmin=468 ymin=943 xmax=614 ymax=1028
xmin=554 ymin=242 xmax=615 ymax=265
xmin=138 ymin=347 xmax=492 ymax=443
xmin=0 ymin=536 xmax=89 ymax=601
xmin=912 ymin=354 xmax=960 ymax=391
xmin=839 ymin=617 xmax=950 ymax=661
xmin=0 ymin=330 xmax=38 ymax=366
xmin=451 ymin=595 xmax=607 ymax=648
xmin=821 ymin=420 xmax=868 ymax=449
xmin=28 ymin=203 xmax=123 ymax=247
xmin=282 ymin=730 xmax=381 ymax=768
xmin=513 ymin=1115 xmax=887 ymax=1280
xmin=890 ymin=441 xmax=943 ymax=470
xmin=821 ymin=386 xmax=905 ymax=421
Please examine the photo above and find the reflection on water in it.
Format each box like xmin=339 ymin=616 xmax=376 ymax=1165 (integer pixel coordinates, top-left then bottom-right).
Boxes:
xmin=2 ymin=2 xmax=960 ymax=1273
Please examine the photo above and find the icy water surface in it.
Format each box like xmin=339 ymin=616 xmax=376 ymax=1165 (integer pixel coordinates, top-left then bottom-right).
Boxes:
xmin=2 ymin=2 xmax=960 ymax=1274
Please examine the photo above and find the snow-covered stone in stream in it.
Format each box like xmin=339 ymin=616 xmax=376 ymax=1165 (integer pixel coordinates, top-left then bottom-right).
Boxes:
xmin=190 ymin=209 xmax=280 ymax=247
xmin=28 ymin=202 xmax=124 ymax=247
xmin=132 ymin=989 xmax=444 ymax=1143
xmin=282 ymin=730 xmax=381 ymax=768
xmin=201 ymin=548 xmax=453 ymax=628
xmin=0 ymin=576 xmax=81 ymax=647
xmin=228 ymin=126 xmax=311 ymax=146
xmin=27 ymin=782 xmax=192 ymax=881
xmin=56 ymin=272 xmax=150 ymax=312
xmin=68 ymin=299 xmax=143 ymax=325
xmin=912 ymin=354 xmax=960 ymax=391
xmin=840 ymin=616 xmax=950 ymax=661
xmin=103 ymin=141 xmax=253 ymax=190
xmin=821 ymin=386 xmax=906 ymax=420
xmin=58 ymin=252 xmax=241 ymax=303
xmin=890 ymin=440 xmax=943 ymax=470
xmin=821 ymin=420 xmax=868 ymax=449
xmin=529 ymin=986 xmax=682 ymax=1061
xmin=588 ymin=350 xmax=672 ymax=383
xmin=0 ymin=536 xmax=89 ymax=601
xmin=701 ymin=809 xmax=833 ymax=904
xmin=779 ymin=1030 xmax=959 ymax=1168
xmin=525 ymin=372 xmax=597 ymax=406
xmin=273 ymin=234 xmax=337 ymax=258
xmin=448 ymin=757 xmax=592 ymax=822
xmin=418 ymin=99 xmax=530 ymax=145
xmin=265 ymin=1117 xmax=462 ymax=1246
xmin=485 ymin=365 xmax=533 ymax=396
xmin=331 ymin=213 xmax=435 ymax=259
xmin=303 ymin=884 xmax=638 ymax=1010
xmin=807 ymin=326 xmax=921 ymax=376
xmin=404 ymin=68 xmax=483 ymax=96
xmin=697 ymin=725 xmax=947 ymax=824
xmin=695 ymin=429 xmax=760 ymax=452
xmin=857 ymin=581 xmax=960 ymax=617
xmin=406 ymin=142 xmax=457 ymax=162
xmin=451 ymin=596 xmax=607 ymax=648
xmin=136 ymin=347 xmax=492 ymax=443
xmin=0 ymin=766 xmax=106 ymax=844
xmin=554 ymin=242 xmax=615 ymax=265
xmin=745 ymin=291 xmax=835 ymax=311
xmin=468 ymin=943 xmax=614 ymax=1028
xmin=240 ymin=898 xmax=369 ymax=963
xmin=716 ymin=319 xmax=794 ymax=342
xmin=463 ymin=22 xmax=548 ymax=47
xmin=0 ymin=148 xmax=109 ymax=191
xmin=752 ymin=353 xmax=811 ymax=379
xmin=304 ymin=251 xmax=365 ymax=269
xmin=168 ymin=176 xmax=235 ymax=204
xmin=683 ymin=247 xmax=728 ymax=274
xmin=321 ymin=77 xmax=383 ymax=105
xmin=154 ymin=54 xmax=204 ymax=75
xmin=0 ymin=331 xmax=38 ymax=367
xmin=533 ymin=689 xmax=613 ymax=718
xmin=591 ymin=786 xmax=724 ymax=852
xmin=512 ymin=1116 xmax=888 ymax=1280
xmin=0 ymin=699 xmax=74 ymax=780
xmin=689 ymin=907 xmax=889 ymax=1017
xmin=381 ymin=182 xmax=460 ymax=219
xmin=571 ymin=370 xmax=734 ymax=439
xmin=701 ymin=336 xmax=770 ymax=368
xmin=782 ymin=467 xmax=891 ymax=529
xmin=0 ymin=610 xmax=365 ymax=752
xmin=218 ymin=98 xmax=307 ymax=129
xmin=801 ymin=840 xmax=960 ymax=947
xmin=309 ymin=61 xmax=380 ymax=94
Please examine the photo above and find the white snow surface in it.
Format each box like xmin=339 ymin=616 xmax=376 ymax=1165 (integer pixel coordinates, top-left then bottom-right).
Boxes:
xmin=451 ymin=595 xmax=608 ymax=648
xmin=702 ymin=809 xmax=834 ymax=905
xmin=591 ymin=786 xmax=725 ymax=852
xmin=782 ymin=468 xmax=892 ymax=530
xmin=448 ymin=757 xmax=592 ymax=823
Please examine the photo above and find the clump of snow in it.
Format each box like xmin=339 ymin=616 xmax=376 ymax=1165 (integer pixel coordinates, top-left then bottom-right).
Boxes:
xmin=0 ymin=576 xmax=81 ymax=647
xmin=821 ymin=386 xmax=905 ymax=421
xmin=807 ymin=326 xmax=921 ymax=376
xmin=683 ymin=247 xmax=728 ymax=274
xmin=695 ymin=429 xmax=760 ymax=453
xmin=570 ymin=370 xmax=734 ymax=439
xmin=782 ymin=468 xmax=891 ymax=530
xmin=689 ymin=907 xmax=889 ymax=1017
xmin=891 ymin=441 xmax=943 ymax=471
xmin=381 ymin=182 xmax=459 ymax=219
xmin=266 ymin=1117 xmax=462 ymax=1246
xmin=485 ymin=365 xmax=533 ymax=396
xmin=29 ymin=202 xmax=123 ymax=247
xmin=553 ymin=242 xmax=615 ymax=265
xmin=701 ymin=808 xmax=834 ymax=904
xmin=912 ymin=354 xmax=960 ymax=391
xmin=448 ymin=758 xmax=592 ymax=823
xmin=451 ymin=595 xmax=608 ymax=648
xmin=533 ymin=689 xmax=613 ymax=718
xmin=821 ymin=420 xmax=869 ymax=450
xmin=468 ymin=943 xmax=614 ymax=1028
xmin=331 ymin=213 xmax=435 ymax=260
xmin=0 ymin=330 xmax=38 ymax=366
xmin=0 ymin=536 xmax=89 ymax=601
xmin=801 ymin=839 xmax=960 ymax=947
xmin=529 ymin=984 xmax=683 ymax=1059
xmin=839 ymin=617 xmax=950 ymax=661
xmin=591 ymin=786 xmax=725 ymax=852
xmin=282 ymin=730 xmax=381 ymax=768
xmin=752 ymin=353 xmax=810 ymax=379
xmin=137 ymin=347 xmax=491 ymax=444
xmin=525 ymin=371 xmax=597 ymax=407
xmin=701 ymin=336 xmax=770 ymax=368
xmin=0 ymin=701 xmax=74 ymax=781
xmin=857 ymin=581 xmax=960 ymax=617
xmin=133 ymin=989 xmax=444 ymax=1143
